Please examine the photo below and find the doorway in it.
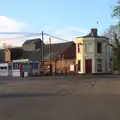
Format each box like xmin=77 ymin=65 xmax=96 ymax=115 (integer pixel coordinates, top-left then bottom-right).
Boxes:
xmin=85 ymin=59 xmax=92 ymax=74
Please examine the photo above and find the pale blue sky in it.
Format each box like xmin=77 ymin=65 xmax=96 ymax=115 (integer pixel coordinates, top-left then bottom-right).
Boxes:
xmin=0 ymin=0 xmax=118 ymax=43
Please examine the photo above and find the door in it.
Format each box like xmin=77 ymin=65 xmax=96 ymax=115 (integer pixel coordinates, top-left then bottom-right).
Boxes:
xmin=85 ymin=59 xmax=92 ymax=74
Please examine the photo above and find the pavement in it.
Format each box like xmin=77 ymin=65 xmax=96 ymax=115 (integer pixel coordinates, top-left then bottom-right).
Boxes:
xmin=0 ymin=75 xmax=120 ymax=120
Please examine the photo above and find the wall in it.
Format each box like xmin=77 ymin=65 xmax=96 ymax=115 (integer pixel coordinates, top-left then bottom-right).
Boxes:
xmin=76 ymin=37 xmax=96 ymax=73
xmin=95 ymin=37 xmax=110 ymax=73
xmin=4 ymin=49 xmax=11 ymax=62
xmin=43 ymin=59 xmax=76 ymax=72
xmin=76 ymin=37 xmax=84 ymax=73
xmin=83 ymin=38 xmax=96 ymax=73
xmin=23 ymin=44 xmax=35 ymax=51
xmin=76 ymin=37 xmax=110 ymax=74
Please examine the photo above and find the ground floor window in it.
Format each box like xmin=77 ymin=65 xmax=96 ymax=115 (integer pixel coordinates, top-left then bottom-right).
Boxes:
xmin=30 ymin=63 xmax=38 ymax=69
xmin=13 ymin=63 xmax=21 ymax=70
xmin=0 ymin=66 xmax=7 ymax=69
xmin=105 ymin=60 xmax=107 ymax=72
xmin=97 ymin=59 xmax=102 ymax=72
xmin=78 ymin=60 xmax=81 ymax=71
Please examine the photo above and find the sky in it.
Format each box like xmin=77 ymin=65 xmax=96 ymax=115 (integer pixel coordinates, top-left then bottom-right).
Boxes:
xmin=0 ymin=0 xmax=118 ymax=47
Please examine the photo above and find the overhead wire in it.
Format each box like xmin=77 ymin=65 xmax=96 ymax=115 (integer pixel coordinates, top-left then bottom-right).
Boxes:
xmin=44 ymin=33 xmax=69 ymax=42
xmin=0 ymin=31 xmax=69 ymax=42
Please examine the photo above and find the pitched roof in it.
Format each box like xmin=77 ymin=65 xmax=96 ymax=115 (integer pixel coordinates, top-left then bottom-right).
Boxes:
xmin=23 ymin=38 xmax=42 ymax=45
xmin=43 ymin=41 xmax=74 ymax=60
xmin=76 ymin=32 xmax=108 ymax=39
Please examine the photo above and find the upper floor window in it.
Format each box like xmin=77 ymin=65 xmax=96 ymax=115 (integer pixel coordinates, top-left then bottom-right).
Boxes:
xmin=106 ymin=44 xmax=107 ymax=54
xmin=78 ymin=44 xmax=80 ymax=53
xmin=85 ymin=43 xmax=93 ymax=53
xmin=97 ymin=42 xmax=102 ymax=53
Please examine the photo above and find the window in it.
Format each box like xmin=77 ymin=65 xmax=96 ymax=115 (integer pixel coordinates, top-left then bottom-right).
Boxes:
xmin=78 ymin=60 xmax=81 ymax=71
xmin=97 ymin=42 xmax=102 ymax=53
xmin=106 ymin=44 xmax=107 ymax=54
xmin=105 ymin=60 xmax=107 ymax=72
xmin=78 ymin=44 xmax=80 ymax=53
xmin=0 ymin=67 xmax=7 ymax=69
xmin=97 ymin=59 xmax=102 ymax=72
xmin=85 ymin=43 xmax=93 ymax=53
xmin=30 ymin=63 xmax=38 ymax=69
xmin=13 ymin=63 xmax=21 ymax=70
xmin=34 ymin=63 xmax=38 ymax=69
xmin=30 ymin=63 xmax=33 ymax=69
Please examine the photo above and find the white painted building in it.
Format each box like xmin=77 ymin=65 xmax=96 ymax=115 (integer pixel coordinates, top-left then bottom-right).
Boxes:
xmin=76 ymin=28 xmax=112 ymax=74
xmin=0 ymin=63 xmax=12 ymax=76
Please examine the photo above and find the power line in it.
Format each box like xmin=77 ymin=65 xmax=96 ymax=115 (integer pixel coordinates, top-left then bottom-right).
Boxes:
xmin=0 ymin=32 xmax=41 ymax=35
xmin=44 ymin=33 xmax=69 ymax=42
xmin=0 ymin=31 xmax=69 ymax=42
xmin=0 ymin=33 xmax=42 ymax=42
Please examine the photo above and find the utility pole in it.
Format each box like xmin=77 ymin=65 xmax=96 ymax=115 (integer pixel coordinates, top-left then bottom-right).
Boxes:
xmin=41 ymin=31 xmax=44 ymax=70
xmin=41 ymin=31 xmax=44 ymax=61
xmin=49 ymin=37 xmax=51 ymax=64
xmin=49 ymin=37 xmax=52 ymax=76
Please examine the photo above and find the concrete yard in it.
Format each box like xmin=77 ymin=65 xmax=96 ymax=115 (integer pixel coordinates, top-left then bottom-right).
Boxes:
xmin=0 ymin=75 xmax=120 ymax=120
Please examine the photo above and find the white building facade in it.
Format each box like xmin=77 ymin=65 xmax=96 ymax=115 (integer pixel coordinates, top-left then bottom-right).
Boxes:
xmin=76 ymin=28 xmax=112 ymax=74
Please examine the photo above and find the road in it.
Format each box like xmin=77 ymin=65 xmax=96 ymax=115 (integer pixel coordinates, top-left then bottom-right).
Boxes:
xmin=0 ymin=75 xmax=120 ymax=120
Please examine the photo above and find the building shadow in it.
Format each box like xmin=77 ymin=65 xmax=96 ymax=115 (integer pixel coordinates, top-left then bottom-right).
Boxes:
xmin=0 ymin=92 xmax=65 ymax=99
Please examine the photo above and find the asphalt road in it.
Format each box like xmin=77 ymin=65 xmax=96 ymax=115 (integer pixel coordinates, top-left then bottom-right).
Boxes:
xmin=0 ymin=75 xmax=120 ymax=120
xmin=1 ymin=95 xmax=120 ymax=120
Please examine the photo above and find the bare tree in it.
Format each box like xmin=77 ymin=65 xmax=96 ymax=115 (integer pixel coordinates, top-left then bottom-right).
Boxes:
xmin=103 ymin=25 xmax=120 ymax=70
xmin=104 ymin=25 xmax=119 ymax=47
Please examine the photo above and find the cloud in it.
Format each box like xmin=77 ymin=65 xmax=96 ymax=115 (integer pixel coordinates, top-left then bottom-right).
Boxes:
xmin=22 ymin=27 xmax=89 ymax=44
xmin=0 ymin=16 xmax=27 ymax=32
xmin=0 ymin=16 xmax=89 ymax=47
xmin=0 ymin=16 xmax=28 ymax=48
xmin=51 ymin=27 xmax=89 ymax=43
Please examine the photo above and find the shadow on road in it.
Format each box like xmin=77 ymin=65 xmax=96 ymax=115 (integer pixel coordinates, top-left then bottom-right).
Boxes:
xmin=0 ymin=92 xmax=65 ymax=99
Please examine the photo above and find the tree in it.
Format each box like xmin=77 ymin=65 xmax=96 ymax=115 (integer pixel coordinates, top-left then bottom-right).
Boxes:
xmin=103 ymin=1 xmax=120 ymax=70
xmin=112 ymin=1 xmax=120 ymax=18
xmin=103 ymin=25 xmax=120 ymax=70
xmin=104 ymin=25 xmax=119 ymax=46
xmin=112 ymin=1 xmax=120 ymax=28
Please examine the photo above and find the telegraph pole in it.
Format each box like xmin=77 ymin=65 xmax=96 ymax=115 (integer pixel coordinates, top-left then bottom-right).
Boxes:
xmin=49 ymin=37 xmax=51 ymax=64
xmin=49 ymin=37 xmax=52 ymax=76
xmin=41 ymin=31 xmax=44 ymax=61
xmin=41 ymin=31 xmax=44 ymax=69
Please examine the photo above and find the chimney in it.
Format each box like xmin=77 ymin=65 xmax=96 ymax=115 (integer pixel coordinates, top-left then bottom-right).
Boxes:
xmin=91 ymin=28 xmax=97 ymax=36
